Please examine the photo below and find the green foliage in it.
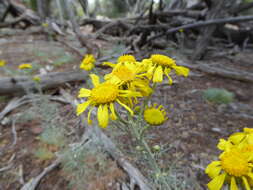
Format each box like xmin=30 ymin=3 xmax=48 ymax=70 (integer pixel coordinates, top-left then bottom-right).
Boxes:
xmin=39 ymin=127 xmax=66 ymax=147
xmin=0 ymin=96 xmax=8 ymax=103
xmin=102 ymin=43 xmax=128 ymax=58
xmin=99 ymin=0 xmax=128 ymax=18
xmin=61 ymin=145 xmax=108 ymax=189
xmin=52 ymin=54 xmax=74 ymax=66
xmin=203 ymin=88 xmax=234 ymax=104
xmin=34 ymin=49 xmax=74 ymax=67
xmin=33 ymin=147 xmax=55 ymax=160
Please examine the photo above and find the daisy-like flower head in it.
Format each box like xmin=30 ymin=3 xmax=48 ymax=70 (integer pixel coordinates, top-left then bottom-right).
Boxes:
xmin=143 ymin=104 xmax=168 ymax=126
xmin=77 ymin=74 xmax=142 ymax=128
xmin=0 ymin=60 xmax=7 ymax=67
xmin=18 ymin=64 xmax=32 ymax=69
xmin=206 ymin=147 xmax=253 ymax=190
xmin=80 ymin=54 xmax=95 ymax=71
xmin=104 ymin=62 xmax=153 ymax=97
xmin=33 ymin=76 xmax=41 ymax=82
xmin=117 ymin=54 xmax=136 ymax=63
xmin=148 ymin=54 xmax=189 ymax=84
xmin=151 ymin=54 xmax=176 ymax=67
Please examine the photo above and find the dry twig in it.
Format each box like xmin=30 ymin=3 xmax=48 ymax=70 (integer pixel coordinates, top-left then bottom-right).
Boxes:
xmin=148 ymin=15 xmax=253 ymax=42
xmin=20 ymin=159 xmax=61 ymax=190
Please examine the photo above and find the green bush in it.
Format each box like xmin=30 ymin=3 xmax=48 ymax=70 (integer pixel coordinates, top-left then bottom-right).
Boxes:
xmin=203 ymin=88 xmax=234 ymax=104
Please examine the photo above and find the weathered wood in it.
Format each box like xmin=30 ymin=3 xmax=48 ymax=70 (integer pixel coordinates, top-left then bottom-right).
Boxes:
xmin=36 ymin=0 xmax=51 ymax=20
xmin=7 ymin=0 xmax=41 ymax=25
xmin=177 ymin=60 xmax=253 ymax=83
xmin=0 ymin=15 xmax=25 ymax=28
xmin=148 ymin=15 xmax=253 ymax=42
xmin=231 ymin=2 xmax=253 ymax=14
xmin=0 ymin=70 xmax=88 ymax=95
xmin=193 ymin=0 xmax=235 ymax=60
xmin=64 ymin=0 xmax=98 ymax=55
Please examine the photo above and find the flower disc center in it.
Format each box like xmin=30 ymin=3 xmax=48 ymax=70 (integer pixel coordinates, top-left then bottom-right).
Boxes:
xmin=221 ymin=150 xmax=249 ymax=177
xmin=144 ymin=108 xmax=165 ymax=125
xmin=91 ymin=83 xmax=118 ymax=104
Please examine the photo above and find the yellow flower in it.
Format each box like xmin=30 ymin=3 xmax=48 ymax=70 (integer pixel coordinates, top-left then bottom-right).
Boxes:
xmin=117 ymin=54 xmax=136 ymax=63
xmin=143 ymin=104 xmax=168 ymax=125
xmin=148 ymin=54 xmax=189 ymax=84
xmin=18 ymin=64 xmax=32 ymax=69
xmin=42 ymin=22 xmax=49 ymax=27
xmin=33 ymin=76 xmax=41 ymax=82
xmin=0 ymin=60 xmax=7 ymax=67
xmin=206 ymin=148 xmax=253 ymax=190
xmin=76 ymin=74 xmax=141 ymax=128
xmin=104 ymin=62 xmax=153 ymax=97
xmin=80 ymin=54 xmax=95 ymax=71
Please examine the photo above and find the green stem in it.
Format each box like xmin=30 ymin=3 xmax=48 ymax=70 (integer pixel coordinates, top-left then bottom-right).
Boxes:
xmin=129 ymin=115 xmax=170 ymax=189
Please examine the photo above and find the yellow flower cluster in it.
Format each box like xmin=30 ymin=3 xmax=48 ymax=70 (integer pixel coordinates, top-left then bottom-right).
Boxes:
xmin=77 ymin=54 xmax=189 ymax=128
xmin=18 ymin=63 xmax=32 ymax=69
xmin=206 ymin=128 xmax=253 ymax=190
xmin=0 ymin=60 xmax=7 ymax=67
xmin=80 ymin=54 xmax=95 ymax=71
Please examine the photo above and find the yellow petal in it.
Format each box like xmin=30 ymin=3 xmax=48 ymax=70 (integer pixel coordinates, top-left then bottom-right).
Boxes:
xmin=228 ymin=132 xmax=245 ymax=145
xmin=116 ymin=99 xmax=133 ymax=115
xmin=247 ymin=173 xmax=253 ymax=180
xmin=205 ymin=161 xmax=221 ymax=178
xmin=247 ymin=134 xmax=253 ymax=144
xmin=164 ymin=68 xmax=173 ymax=85
xmin=230 ymin=177 xmax=238 ymax=190
xmin=153 ymin=66 xmax=163 ymax=83
xmin=172 ymin=65 xmax=189 ymax=77
xmin=242 ymin=176 xmax=250 ymax=190
xmin=103 ymin=62 xmax=116 ymax=68
xmin=244 ymin=128 xmax=253 ymax=133
xmin=90 ymin=74 xmax=100 ymax=87
xmin=87 ymin=107 xmax=94 ymax=125
xmin=217 ymin=139 xmax=232 ymax=151
xmin=78 ymin=88 xmax=91 ymax=98
xmin=76 ymin=100 xmax=91 ymax=115
xmin=207 ymin=173 xmax=226 ymax=190
xmin=97 ymin=105 xmax=109 ymax=128
xmin=80 ymin=62 xmax=94 ymax=71
xmin=109 ymin=103 xmax=117 ymax=120
xmin=146 ymin=66 xmax=155 ymax=80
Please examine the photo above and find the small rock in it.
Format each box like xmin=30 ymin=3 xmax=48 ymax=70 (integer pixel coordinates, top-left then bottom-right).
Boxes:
xmin=211 ymin=128 xmax=221 ymax=133
xmin=30 ymin=126 xmax=44 ymax=135
xmin=1 ymin=117 xmax=10 ymax=125
xmin=39 ymin=68 xmax=47 ymax=75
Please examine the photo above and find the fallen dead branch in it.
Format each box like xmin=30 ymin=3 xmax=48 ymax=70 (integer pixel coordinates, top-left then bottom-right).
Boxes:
xmin=0 ymin=70 xmax=88 ymax=95
xmin=0 ymin=96 xmax=33 ymax=121
xmin=148 ymin=15 xmax=253 ymax=42
xmin=0 ymin=14 xmax=26 ymax=28
xmin=11 ymin=117 xmax=18 ymax=147
xmin=8 ymin=0 xmax=41 ymax=25
xmin=0 ymin=95 xmax=70 ymax=121
xmin=177 ymin=60 xmax=253 ymax=83
xmin=0 ymin=154 xmax=15 ymax=172
xmin=20 ymin=159 xmax=61 ymax=190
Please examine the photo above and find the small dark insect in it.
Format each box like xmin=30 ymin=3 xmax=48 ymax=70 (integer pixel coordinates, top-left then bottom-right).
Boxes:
xmin=10 ymin=78 xmax=17 ymax=84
